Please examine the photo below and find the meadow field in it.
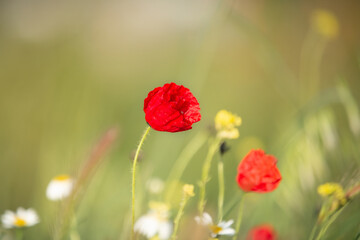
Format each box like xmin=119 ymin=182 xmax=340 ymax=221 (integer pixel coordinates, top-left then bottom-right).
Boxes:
xmin=1 ymin=1 xmax=360 ymax=239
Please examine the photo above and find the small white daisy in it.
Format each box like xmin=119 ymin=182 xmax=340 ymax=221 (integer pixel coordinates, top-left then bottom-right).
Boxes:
xmin=46 ymin=174 xmax=74 ymax=201
xmin=195 ymin=212 xmax=235 ymax=238
xmin=135 ymin=202 xmax=172 ymax=240
xmin=1 ymin=207 xmax=39 ymax=228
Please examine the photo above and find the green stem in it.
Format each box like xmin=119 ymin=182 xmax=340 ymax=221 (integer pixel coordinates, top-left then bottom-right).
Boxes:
xmin=171 ymin=195 xmax=191 ymax=240
xmin=15 ymin=229 xmax=24 ymax=240
xmin=217 ymin=159 xmax=225 ymax=222
xmin=308 ymin=223 xmax=319 ymax=240
xmin=198 ymin=138 xmax=221 ymax=215
xmin=70 ymin=215 xmax=81 ymax=240
xmin=314 ymin=206 xmax=347 ymax=240
xmin=309 ymin=205 xmax=327 ymax=240
xmin=131 ymin=126 xmax=151 ymax=240
xmin=233 ymin=194 xmax=246 ymax=240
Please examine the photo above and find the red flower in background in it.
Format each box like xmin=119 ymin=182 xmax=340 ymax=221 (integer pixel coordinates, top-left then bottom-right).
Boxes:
xmin=237 ymin=149 xmax=281 ymax=193
xmin=144 ymin=83 xmax=201 ymax=132
xmin=247 ymin=225 xmax=277 ymax=240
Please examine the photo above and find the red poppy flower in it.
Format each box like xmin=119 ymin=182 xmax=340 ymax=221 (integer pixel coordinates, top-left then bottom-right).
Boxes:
xmin=144 ymin=83 xmax=201 ymax=132
xmin=246 ymin=225 xmax=277 ymax=240
xmin=237 ymin=149 xmax=281 ymax=193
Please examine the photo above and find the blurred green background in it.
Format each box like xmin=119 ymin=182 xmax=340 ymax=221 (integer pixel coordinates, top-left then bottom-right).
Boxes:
xmin=1 ymin=0 xmax=360 ymax=239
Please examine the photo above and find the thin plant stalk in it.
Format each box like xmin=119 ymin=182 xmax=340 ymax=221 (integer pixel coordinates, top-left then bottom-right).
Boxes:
xmin=217 ymin=158 xmax=225 ymax=222
xmin=233 ymin=194 xmax=246 ymax=240
xmin=314 ymin=205 xmax=348 ymax=240
xmin=131 ymin=126 xmax=151 ymax=240
xmin=309 ymin=204 xmax=327 ymax=240
xmin=171 ymin=193 xmax=192 ymax=240
xmin=198 ymin=138 xmax=221 ymax=214
xmin=308 ymin=223 xmax=319 ymax=240
xmin=15 ymin=229 xmax=23 ymax=240
xmin=70 ymin=215 xmax=81 ymax=240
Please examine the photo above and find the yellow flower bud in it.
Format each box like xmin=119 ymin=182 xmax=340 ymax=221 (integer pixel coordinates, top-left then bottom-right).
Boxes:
xmin=317 ymin=182 xmax=346 ymax=202
xmin=215 ymin=110 xmax=242 ymax=140
xmin=183 ymin=184 xmax=195 ymax=197
xmin=317 ymin=183 xmax=341 ymax=196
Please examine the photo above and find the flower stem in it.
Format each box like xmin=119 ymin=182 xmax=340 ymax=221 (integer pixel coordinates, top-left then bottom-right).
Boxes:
xmin=15 ymin=229 xmax=24 ymax=240
xmin=171 ymin=194 xmax=192 ymax=240
xmin=217 ymin=158 xmax=225 ymax=222
xmin=314 ymin=205 xmax=347 ymax=240
xmin=198 ymin=138 xmax=221 ymax=215
xmin=308 ymin=223 xmax=319 ymax=240
xmin=233 ymin=194 xmax=246 ymax=240
xmin=131 ymin=126 xmax=151 ymax=240
xmin=70 ymin=215 xmax=81 ymax=240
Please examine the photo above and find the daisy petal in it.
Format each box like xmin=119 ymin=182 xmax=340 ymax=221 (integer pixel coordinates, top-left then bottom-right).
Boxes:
xmin=218 ymin=219 xmax=234 ymax=229
xmin=158 ymin=221 xmax=173 ymax=240
xmin=219 ymin=228 xmax=236 ymax=236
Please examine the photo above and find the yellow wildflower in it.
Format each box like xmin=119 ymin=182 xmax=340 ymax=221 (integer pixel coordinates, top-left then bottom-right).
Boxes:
xmin=215 ymin=110 xmax=242 ymax=139
xmin=317 ymin=182 xmax=346 ymax=204
xmin=311 ymin=9 xmax=339 ymax=39
xmin=317 ymin=182 xmax=342 ymax=196
xmin=183 ymin=184 xmax=195 ymax=197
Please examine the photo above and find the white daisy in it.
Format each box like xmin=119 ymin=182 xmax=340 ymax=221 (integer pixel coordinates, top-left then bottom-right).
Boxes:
xmin=1 ymin=207 xmax=39 ymax=228
xmin=135 ymin=202 xmax=173 ymax=240
xmin=46 ymin=174 xmax=74 ymax=201
xmin=195 ymin=212 xmax=235 ymax=238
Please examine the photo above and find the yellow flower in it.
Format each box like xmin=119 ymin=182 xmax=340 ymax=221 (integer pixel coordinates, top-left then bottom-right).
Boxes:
xmin=317 ymin=182 xmax=346 ymax=204
xmin=183 ymin=184 xmax=195 ymax=197
xmin=311 ymin=9 xmax=339 ymax=39
xmin=317 ymin=182 xmax=342 ymax=196
xmin=215 ymin=110 xmax=242 ymax=139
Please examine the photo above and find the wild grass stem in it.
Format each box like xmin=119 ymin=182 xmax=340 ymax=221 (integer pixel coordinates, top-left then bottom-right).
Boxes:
xmin=233 ymin=194 xmax=246 ymax=240
xmin=131 ymin=126 xmax=151 ymax=240
xmin=217 ymin=158 xmax=225 ymax=222
xmin=171 ymin=185 xmax=194 ymax=240
xmin=198 ymin=138 xmax=221 ymax=215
